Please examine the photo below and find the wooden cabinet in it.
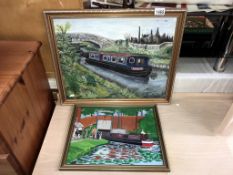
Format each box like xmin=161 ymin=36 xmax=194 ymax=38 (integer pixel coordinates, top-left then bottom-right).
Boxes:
xmin=0 ymin=41 xmax=54 ymax=175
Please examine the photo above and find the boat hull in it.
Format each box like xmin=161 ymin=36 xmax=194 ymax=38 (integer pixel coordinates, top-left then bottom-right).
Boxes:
xmin=102 ymin=133 xmax=142 ymax=145
xmin=141 ymin=140 xmax=154 ymax=148
xmin=86 ymin=58 xmax=152 ymax=77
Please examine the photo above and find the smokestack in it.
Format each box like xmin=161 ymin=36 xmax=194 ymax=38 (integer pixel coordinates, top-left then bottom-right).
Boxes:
xmin=138 ymin=26 xmax=141 ymax=43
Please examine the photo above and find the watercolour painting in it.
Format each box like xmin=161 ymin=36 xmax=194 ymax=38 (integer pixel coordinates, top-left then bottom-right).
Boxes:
xmin=60 ymin=106 xmax=169 ymax=171
xmin=45 ymin=10 xmax=186 ymax=104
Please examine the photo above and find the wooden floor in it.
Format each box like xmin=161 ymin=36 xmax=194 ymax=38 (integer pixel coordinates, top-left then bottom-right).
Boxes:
xmin=33 ymin=93 xmax=233 ymax=175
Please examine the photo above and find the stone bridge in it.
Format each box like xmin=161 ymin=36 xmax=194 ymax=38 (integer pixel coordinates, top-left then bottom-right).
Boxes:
xmin=69 ymin=33 xmax=114 ymax=49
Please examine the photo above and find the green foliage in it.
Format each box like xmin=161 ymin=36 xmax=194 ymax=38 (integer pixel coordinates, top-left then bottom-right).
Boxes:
xmin=164 ymin=45 xmax=173 ymax=55
xmin=66 ymin=139 xmax=108 ymax=163
xmin=128 ymin=108 xmax=159 ymax=140
xmin=138 ymin=109 xmax=158 ymax=140
xmin=55 ymin=22 xmax=71 ymax=34
xmin=83 ymin=124 xmax=96 ymax=138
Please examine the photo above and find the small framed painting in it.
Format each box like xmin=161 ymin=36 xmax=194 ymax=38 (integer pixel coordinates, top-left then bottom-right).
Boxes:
xmin=44 ymin=9 xmax=186 ymax=104
xmin=60 ymin=105 xmax=169 ymax=171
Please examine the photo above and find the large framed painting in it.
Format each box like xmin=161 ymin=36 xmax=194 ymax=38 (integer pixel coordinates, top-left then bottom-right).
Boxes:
xmin=44 ymin=9 xmax=186 ymax=104
xmin=60 ymin=105 xmax=169 ymax=171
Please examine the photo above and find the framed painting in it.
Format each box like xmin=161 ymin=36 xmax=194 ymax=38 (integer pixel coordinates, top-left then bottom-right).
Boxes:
xmin=60 ymin=105 xmax=169 ymax=171
xmin=44 ymin=9 xmax=186 ymax=104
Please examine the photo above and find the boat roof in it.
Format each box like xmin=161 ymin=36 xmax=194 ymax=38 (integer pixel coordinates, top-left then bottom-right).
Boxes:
xmin=111 ymin=128 xmax=127 ymax=134
xmin=89 ymin=51 xmax=150 ymax=58
xmin=100 ymin=52 xmax=130 ymax=57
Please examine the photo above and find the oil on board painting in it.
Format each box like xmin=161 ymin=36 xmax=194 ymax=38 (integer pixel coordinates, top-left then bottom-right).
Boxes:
xmin=61 ymin=106 xmax=169 ymax=171
xmin=55 ymin=17 xmax=175 ymax=98
xmin=45 ymin=10 xmax=186 ymax=103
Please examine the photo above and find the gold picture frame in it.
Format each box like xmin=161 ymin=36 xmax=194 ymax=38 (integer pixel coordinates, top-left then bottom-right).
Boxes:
xmin=44 ymin=9 xmax=186 ymax=105
xmin=60 ymin=105 xmax=169 ymax=171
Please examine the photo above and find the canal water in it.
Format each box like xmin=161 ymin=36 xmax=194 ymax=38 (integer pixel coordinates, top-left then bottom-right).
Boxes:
xmin=80 ymin=58 xmax=168 ymax=98
xmin=73 ymin=141 xmax=163 ymax=165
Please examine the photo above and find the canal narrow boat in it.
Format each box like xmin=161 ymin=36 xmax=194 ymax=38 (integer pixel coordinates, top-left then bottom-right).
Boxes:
xmin=82 ymin=51 xmax=152 ymax=77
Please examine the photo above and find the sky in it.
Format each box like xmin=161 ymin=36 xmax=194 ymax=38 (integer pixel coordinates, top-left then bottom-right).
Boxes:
xmin=54 ymin=17 xmax=177 ymax=40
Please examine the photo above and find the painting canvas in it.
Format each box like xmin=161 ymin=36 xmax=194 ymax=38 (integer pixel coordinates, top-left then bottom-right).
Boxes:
xmin=60 ymin=106 xmax=169 ymax=171
xmin=45 ymin=9 xmax=186 ymax=104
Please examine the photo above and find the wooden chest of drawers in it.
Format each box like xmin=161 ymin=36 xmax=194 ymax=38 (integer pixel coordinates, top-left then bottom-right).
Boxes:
xmin=0 ymin=41 xmax=54 ymax=175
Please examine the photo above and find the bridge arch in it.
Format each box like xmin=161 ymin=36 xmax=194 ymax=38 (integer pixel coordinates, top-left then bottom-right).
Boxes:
xmin=81 ymin=40 xmax=101 ymax=49
xmin=72 ymin=38 xmax=102 ymax=48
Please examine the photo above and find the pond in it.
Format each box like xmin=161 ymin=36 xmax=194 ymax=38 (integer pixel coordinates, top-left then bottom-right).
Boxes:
xmin=73 ymin=141 xmax=163 ymax=166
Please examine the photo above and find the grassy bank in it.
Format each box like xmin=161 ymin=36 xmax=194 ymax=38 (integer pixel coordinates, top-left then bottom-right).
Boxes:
xmin=63 ymin=62 xmax=137 ymax=99
xmin=66 ymin=139 xmax=109 ymax=163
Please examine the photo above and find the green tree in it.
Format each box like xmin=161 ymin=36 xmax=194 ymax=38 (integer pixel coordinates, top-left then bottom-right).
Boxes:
xmin=55 ymin=22 xmax=71 ymax=34
xmin=55 ymin=22 xmax=81 ymax=97
xmin=138 ymin=109 xmax=158 ymax=140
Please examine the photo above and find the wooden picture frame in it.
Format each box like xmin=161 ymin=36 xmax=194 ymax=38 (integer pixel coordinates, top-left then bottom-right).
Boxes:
xmin=60 ymin=105 xmax=169 ymax=171
xmin=44 ymin=9 xmax=186 ymax=105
